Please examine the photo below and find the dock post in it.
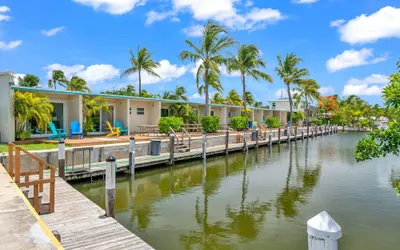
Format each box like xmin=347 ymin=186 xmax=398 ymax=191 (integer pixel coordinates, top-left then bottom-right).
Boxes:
xmin=129 ymin=137 xmax=135 ymax=175
xmin=312 ymin=129 xmax=314 ymax=138
xmin=302 ymin=130 xmax=304 ymax=141
xmin=202 ymin=132 xmax=207 ymax=159
xmin=255 ymin=128 xmax=259 ymax=149
xmin=243 ymin=130 xmax=248 ymax=151
xmin=58 ymin=140 xmax=65 ymax=179
xmin=169 ymin=134 xmax=175 ymax=166
xmin=225 ymin=127 xmax=229 ymax=155
xmin=295 ymin=127 xmax=298 ymax=140
xmin=269 ymin=134 xmax=272 ymax=150
xmin=105 ymin=155 xmax=116 ymax=218
xmin=287 ymin=128 xmax=290 ymax=142
xmin=307 ymin=125 xmax=310 ymax=138
xmin=307 ymin=211 xmax=342 ymax=250
xmin=278 ymin=128 xmax=281 ymax=144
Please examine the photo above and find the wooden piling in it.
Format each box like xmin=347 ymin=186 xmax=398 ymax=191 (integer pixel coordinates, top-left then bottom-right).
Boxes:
xmin=169 ymin=134 xmax=175 ymax=166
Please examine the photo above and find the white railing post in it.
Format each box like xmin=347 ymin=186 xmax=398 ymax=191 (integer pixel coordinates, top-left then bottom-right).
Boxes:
xmin=129 ymin=137 xmax=135 ymax=175
xmin=307 ymin=211 xmax=342 ymax=250
xmin=105 ymin=155 xmax=116 ymax=218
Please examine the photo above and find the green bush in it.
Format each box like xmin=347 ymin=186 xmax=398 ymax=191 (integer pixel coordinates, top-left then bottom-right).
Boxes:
xmin=264 ymin=116 xmax=281 ymax=128
xmin=309 ymin=119 xmax=323 ymax=126
xmin=158 ymin=117 xmax=183 ymax=134
xmin=230 ymin=116 xmax=248 ymax=130
xmin=201 ymin=116 xmax=220 ymax=133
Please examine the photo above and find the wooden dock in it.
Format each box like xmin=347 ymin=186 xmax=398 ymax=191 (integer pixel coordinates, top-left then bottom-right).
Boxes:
xmin=40 ymin=176 xmax=154 ymax=250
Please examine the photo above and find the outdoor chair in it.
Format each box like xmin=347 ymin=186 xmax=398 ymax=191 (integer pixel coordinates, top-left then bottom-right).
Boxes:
xmin=115 ymin=120 xmax=128 ymax=135
xmin=69 ymin=121 xmax=84 ymax=139
xmin=106 ymin=121 xmax=120 ymax=137
xmin=46 ymin=121 xmax=66 ymax=141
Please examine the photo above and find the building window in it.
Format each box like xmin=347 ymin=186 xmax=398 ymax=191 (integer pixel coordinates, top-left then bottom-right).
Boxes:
xmin=210 ymin=110 xmax=215 ymax=116
xmin=272 ymin=103 xmax=276 ymax=109
xmin=137 ymin=108 xmax=145 ymax=115
xmin=293 ymin=102 xmax=297 ymax=108
xmin=161 ymin=108 xmax=169 ymax=117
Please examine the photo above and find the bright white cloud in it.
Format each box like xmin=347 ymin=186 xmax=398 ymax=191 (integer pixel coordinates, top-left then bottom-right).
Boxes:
xmin=182 ymin=24 xmax=203 ymax=37
xmin=128 ymin=60 xmax=188 ymax=84
xmin=72 ymin=0 xmax=147 ymax=14
xmin=274 ymin=88 xmax=299 ymax=99
xmin=0 ymin=40 xmax=22 ymax=50
xmin=292 ymin=0 xmax=319 ymax=4
xmin=244 ymin=0 xmax=254 ymax=7
xmin=320 ymin=86 xmax=334 ymax=95
xmin=0 ymin=6 xmax=11 ymax=22
xmin=13 ymin=74 xmax=26 ymax=85
xmin=0 ymin=6 xmax=10 ymax=12
xmin=343 ymin=74 xmax=389 ymax=96
xmin=44 ymin=64 xmax=119 ymax=84
xmin=170 ymin=17 xmax=180 ymax=22
xmin=333 ymin=6 xmax=400 ymax=44
xmin=326 ymin=48 xmax=387 ymax=72
xmin=330 ymin=19 xmax=345 ymax=27
xmin=371 ymin=53 xmax=389 ymax=64
xmin=145 ymin=10 xmax=175 ymax=25
xmin=41 ymin=26 xmax=64 ymax=37
xmin=146 ymin=0 xmax=284 ymax=31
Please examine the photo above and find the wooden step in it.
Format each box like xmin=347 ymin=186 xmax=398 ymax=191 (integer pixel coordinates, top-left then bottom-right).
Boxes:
xmin=178 ymin=148 xmax=190 ymax=153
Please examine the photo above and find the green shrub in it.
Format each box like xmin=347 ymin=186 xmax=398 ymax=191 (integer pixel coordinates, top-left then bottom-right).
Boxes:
xmin=201 ymin=116 xmax=220 ymax=133
xmin=158 ymin=117 xmax=183 ymax=134
xmin=230 ymin=116 xmax=248 ymax=130
xmin=309 ymin=119 xmax=323 ymax=126
xmin=264 ymin=117 xmax=281 ymax=128
xmin=16 ymin=130 xmax=32 ymax=140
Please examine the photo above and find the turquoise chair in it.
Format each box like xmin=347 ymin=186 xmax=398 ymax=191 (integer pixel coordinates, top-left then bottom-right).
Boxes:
xmin=46 ymin=122 xmax=66 ymax=141
xmin=69 ymin=121 xmax=84 ymax=139
xmin=115 ymin=120 xmax=128 ymax=135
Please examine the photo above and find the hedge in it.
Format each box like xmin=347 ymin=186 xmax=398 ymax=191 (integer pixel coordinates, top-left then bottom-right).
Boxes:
xmin=264 ymin=116 xmax=281 ymax=128
xmin=309 ymin=119 xmax=323 ymax=126
xmin=230 ymin=116 xmax=248 ymax=130
xmin=158 ymin=117 xmax=183 ymax=134
xmin=201 ymin=116 xmax=220 ymax=133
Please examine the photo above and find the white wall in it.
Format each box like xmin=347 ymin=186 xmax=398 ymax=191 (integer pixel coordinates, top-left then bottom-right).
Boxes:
xmin=0 ymin=73 xmax=14 ymax=142
xmin=129 ymin=100 xmax=160 ymax=132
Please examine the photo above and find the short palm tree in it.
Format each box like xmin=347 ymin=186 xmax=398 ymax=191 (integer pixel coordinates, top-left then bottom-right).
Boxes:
xmin=82 ymin=96 xmax=109 ymax=134
xmin=293 ymin=79 xmax=320 ymax=124
xmin=210 ymin=92 xmax=225 ymax=104
xmin=14 ymin=91 xmax=54 ymax=136
xmin=18 ymin=74 xmax=40 ymax=87
xmin=225 ymin=89 xmax=242 ymax=106
xmin=275 ymin=53 xmax=309 ymax=125
xmin=180 ymin=21 xmax=236 ymax=116
xmin=170 ymin=86 xmax=188 ymax=102
xmin=66 ymin=76 xmax=91 ymax=92
xmin=227 ymin=44 xmax=273 ymax=116
xmin=254 ymin=101 xmax=263 ymax=108
xmin=48 ymin=70 xmax=67 ymax=90
xmin=120 ymin=46 xmax=161 ymax=97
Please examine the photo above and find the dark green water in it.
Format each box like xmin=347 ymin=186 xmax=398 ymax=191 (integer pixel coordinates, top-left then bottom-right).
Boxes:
xmin=72 ymin=133 xmax=400 ymax=250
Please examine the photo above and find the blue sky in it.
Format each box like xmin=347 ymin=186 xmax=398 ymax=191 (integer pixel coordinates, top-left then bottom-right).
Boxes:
xmin=1 ymin=0 xmax=399 ymax=105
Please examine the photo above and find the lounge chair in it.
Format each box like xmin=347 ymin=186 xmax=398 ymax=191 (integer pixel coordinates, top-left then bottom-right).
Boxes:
xmin=46 ymin=122 xmax=66 ymax=141
xmin=115 ymin=120 xmax=128 ymax=135
xmin=106 ymin=121 xmax=120 ymax=137
xmin=69 ymin=121 xmax=84 ymax=139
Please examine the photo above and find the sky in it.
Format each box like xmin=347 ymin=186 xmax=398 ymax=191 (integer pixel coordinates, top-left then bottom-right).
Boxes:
xmin=1 ymin=0 xmax=399 ymax=105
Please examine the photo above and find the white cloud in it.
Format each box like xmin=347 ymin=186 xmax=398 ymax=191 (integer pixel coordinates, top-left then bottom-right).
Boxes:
xmin=13 ymin=73 xmax=26 ymax=85
xmin=0 ymin=6 xmax=11 ymax=22
xmin=190 ymin=60 xmax=240 ymax=78
xmin=326 ymin=48 xmax=387 ymax=72
xmin=145 ymin=10 xmax=175 ymax=25
xmin=330 ymin=19 xmax=345 ymax=28
xmin=41 ymin=26 xmax=64 ymax=37
xmin=244 ymin=0 xmax=254 ymax=7
xmin=0 ymin=40 xmax=22 ymax=50
xmin=274 ymin=88 xmax=299 ymax=99
xmin=72 ymin=0 xmax=147 ymax=15
xmin=170 ymin=17 xmax=180 ymax=22
xmin=146 ymin=0 xmax=284 ymax=31
xmin=44 ymin=63 xmax=120 ymax=84
xmin=128 ymin=59 xmax=188 ymax=84
xmin=370 ymin=53 xmax=389 ymax=64
xmin=0 ymin=6 xmax=10 ymax=12
xmin=319 ymin=86 xmax=334 ymax=95
xmin=343 ymin=74 xmax=389 ymax=96
xmin=292 ymin=0 xmax=319 ymax=4
xmin=182 ymin=24 xmax=203 ymax=37
xmin=333 ymin=6 xmax=400 ymax=44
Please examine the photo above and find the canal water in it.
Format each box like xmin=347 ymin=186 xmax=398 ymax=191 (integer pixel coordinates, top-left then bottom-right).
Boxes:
xmin=72 ymin=132 xmax=400 ymax=250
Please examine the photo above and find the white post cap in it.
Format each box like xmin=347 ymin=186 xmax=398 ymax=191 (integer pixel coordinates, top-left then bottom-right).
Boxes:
xmin=307 ymin=211 xmax=342 ymax=240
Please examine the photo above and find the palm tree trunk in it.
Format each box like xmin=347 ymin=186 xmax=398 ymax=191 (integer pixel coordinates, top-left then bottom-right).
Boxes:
xmin=287 ymin=83 xmax=293 ymax=125
xmin=138 ymin=70 xmax=142 ymax=97
xmin=204 ymin=70 xmax=210 ymax=117
xmin=242 ymin=74 xmax=247 ymax=118
xmin=54 ymin=79 xmax=57 ymax=90
xmin=305 ymin=95 xmax=309 ymax=124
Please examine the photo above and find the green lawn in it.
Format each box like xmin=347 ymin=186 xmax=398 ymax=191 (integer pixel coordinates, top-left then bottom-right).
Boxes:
xmin=0 ymin=143 xmax=62 ymax=153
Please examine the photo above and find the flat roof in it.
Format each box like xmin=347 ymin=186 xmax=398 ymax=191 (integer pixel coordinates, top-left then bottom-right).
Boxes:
xmin=11 ymin=86 xmax=289 ymax=112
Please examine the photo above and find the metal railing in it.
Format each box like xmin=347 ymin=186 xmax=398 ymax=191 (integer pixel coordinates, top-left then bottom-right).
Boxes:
xmin=182 ymin=128 xmax=191 ymax=151
xmin=8 ymin=142 xmax=56 ymax=214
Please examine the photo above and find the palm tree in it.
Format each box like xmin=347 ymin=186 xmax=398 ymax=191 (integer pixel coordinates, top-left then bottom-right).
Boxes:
xmin=14 ymin=91 xmax=54 ymax=137
xmin=224 ymin=89 xmax=242 ymax=106
xmin=48 ymin=70 xmax=67 ymax=90
xmin=244 ymin=91 xmax=255 ymax=107
xmin=120 ymin=46 xmax=161 ymax=97
xmin=66 ymin=76 xmax=91 ymax=92
xmin=275 ymin=53 xmax=309 ymax=125
xmin=82 ymin=96 xmax=109 ymax=134
xmin=180 ymin=21 xmax=236 ymax=116
xmin=18 ymin=74 xmax=40 ymax=87
xmin=227 ymin=44 xmax=273 ymax=117
xmin=170 ymin=86 xmax=188 ymax=101
xmin=293 ymin=79 xmax=320 ymax=124
xmin=254 ymin=101 xmax=263 ymax=108
xmin=210 ymin=92 xmax=225 ymax=104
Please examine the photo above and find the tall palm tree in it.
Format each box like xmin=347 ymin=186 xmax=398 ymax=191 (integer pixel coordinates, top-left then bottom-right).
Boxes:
xmin=120 ymin=46 xmax=161 ymax=97
xmin=224 ymin=89 xmax=242 ymax=106
xmin=293 ymin=79 xmax=320 ymax=124
xmin=227 ymin=44 xmax=273 ymax=116
xmin=170 ymin=86 xmax=188 ymax=101
xmin=48 ymin=70 xmax=67 ymax=90
xmin=66 ymin=76 xmax=91 ymax=92
xmin=180 ymin=21 xmax=236 ymax=116
xmin=210 ymin=92 xmax=225 ymax=104
xmin=18 ymin=74 xmax=40 ymax=87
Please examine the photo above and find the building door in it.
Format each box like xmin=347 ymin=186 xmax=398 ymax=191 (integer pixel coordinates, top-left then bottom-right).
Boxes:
xmin=101 ymin=106 xmax=114 ymax=132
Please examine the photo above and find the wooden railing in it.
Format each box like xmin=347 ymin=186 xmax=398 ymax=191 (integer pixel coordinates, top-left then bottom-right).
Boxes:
xmin=8 ymin=142 xmax=56 ymax=214
xmin=182 ymin=128 xmax=191 ymax=151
